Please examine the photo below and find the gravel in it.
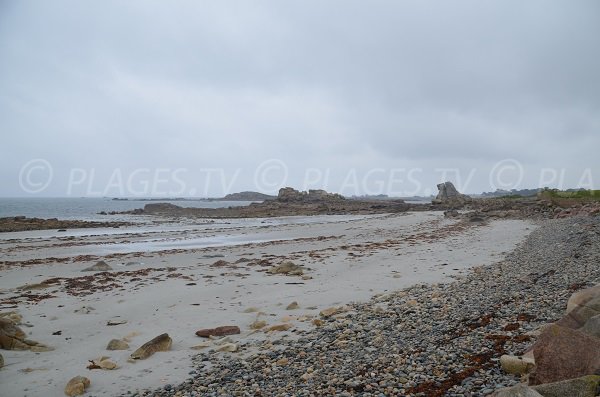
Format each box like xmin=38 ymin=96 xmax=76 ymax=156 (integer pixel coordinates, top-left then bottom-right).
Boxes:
xmin=123 ymin=216 xmax=600 ymax=397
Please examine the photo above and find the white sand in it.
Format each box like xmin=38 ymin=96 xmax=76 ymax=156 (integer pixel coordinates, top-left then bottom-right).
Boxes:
xmin=0 ymin=212 xmax=534 ymax=396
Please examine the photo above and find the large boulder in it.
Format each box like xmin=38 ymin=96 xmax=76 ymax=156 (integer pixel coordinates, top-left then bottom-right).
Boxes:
xmin=529 ymin=325 xmax=600 ymax=385
xmin=432 ymin=181 xmax=472 ymax=206
xmin=491 ymin=384 xmax=543 ymax=396
xmin=531 ymin=375 xmax=600 ymax=397
xmin=581 ymin=314 xmax=600 ymax=338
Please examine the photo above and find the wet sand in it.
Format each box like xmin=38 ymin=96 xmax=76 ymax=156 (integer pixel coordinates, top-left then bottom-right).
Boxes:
xmin=0 ymin=212 xmax=533 ymax=396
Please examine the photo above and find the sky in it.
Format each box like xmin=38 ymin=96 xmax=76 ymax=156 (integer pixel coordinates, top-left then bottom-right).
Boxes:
xmin=1 ymin=0 xmax=599 ymax=197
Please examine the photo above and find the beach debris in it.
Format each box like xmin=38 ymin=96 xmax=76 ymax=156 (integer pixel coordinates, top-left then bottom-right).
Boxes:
xmin=312 ymin=318 xmax=324 ymax=327
xmin=74 ymin=306 xmax=95 ymax=314
xmin=195 ymin=326 xmax=240 ymax=338
xmin=286 ymin=301 xmax=299 ymax=310
xmin=190 ymin=341 xmax=212 ymax=350
xmin=106 ymin=339 xmax=129 ymax=350
xmin=130 ymin=333 xmax=172 ymax=360
xmin=81 ymin=261 xmax=113 ymax=272
xmin=243 ymin=307 xmax=260 ymax=313
xmin=499 ymin=355 xmax=535 ymax=376
xmin=125 ymin=261 xmax=142 ymax=266
xmin=64 ymin=376 xmax=90 ymax=396
xmin=106 ymin=319 xmax=127 ymax=326
xmin=0 ymin=352 xmax=4 ymax=368
xmin=216 ymin=343 xmax=238 ymax=352
xmin=267 ymin=261 xmax=305 ymax=276
xmin=87 ymin=356 xmax=118 ymax=370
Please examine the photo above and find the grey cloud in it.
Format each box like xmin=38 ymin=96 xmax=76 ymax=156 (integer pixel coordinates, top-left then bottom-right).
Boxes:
xmin=1 ymin=0 xmax=599 ymax=196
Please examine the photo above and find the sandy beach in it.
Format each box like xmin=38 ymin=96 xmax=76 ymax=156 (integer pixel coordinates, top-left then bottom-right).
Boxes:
xmin=0 ymin=211 xmax=533 ymax=396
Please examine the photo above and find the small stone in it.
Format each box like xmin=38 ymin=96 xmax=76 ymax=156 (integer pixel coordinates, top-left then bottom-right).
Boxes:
xmin=319 ymin=306 xmax=347 ymax=317
xmin=0 ymin=352 xmax=4 ymax=368
xmin=81 ymin=261 xmax=112 ymax=272
xmin=64 ymin=376 xmax=90 ymax=396
xmin=500 ymin=355 xmax=535 ymax=375
xmin=249 ymin=320 xmax=267 ymax=330
xmin=106 ymin=339 xmax=129 ymax=350
xmin=196 ymin=326 xmax=240 ymax=338
xmin=99 ymin=358 xmax=118 ymax=370
xmin=266 ymin=324 xmax=292 ymax=332
xmin=216 ymin=343 xmax=238 ymax=352
xmin=276 ymin=357 xmax=289 ymax=366
xmin=286 ymin=302 xmax=299 ymax=310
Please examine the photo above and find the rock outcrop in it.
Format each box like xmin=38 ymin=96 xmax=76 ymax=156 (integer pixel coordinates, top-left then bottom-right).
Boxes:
xmin=276 ymin=187 xmax=345 ymax=203
xmin=432 ymin=182 xmax=472 ymax=206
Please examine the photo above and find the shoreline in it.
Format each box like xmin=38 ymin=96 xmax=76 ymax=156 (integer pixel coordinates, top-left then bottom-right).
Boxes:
xmin=0 ymin=211 xmax=534 ymax=396
xmin=129 ymin=215 xmax=600 ymax=396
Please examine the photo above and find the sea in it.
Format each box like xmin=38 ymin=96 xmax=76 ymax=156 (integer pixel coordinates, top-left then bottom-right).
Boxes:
xmin=0 ymin=197 xmax=258 ymax=221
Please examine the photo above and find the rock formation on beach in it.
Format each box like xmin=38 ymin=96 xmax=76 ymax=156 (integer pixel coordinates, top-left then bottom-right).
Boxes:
xmin=129 ymin=187 xmax=408 ymax=218
xmin=432 ymin=181 xmax=472 ymax=206
xmin=276 ymin=187 xmax=345 ymax=203
xmin=221 ymin=191 xmax=275 ymax=201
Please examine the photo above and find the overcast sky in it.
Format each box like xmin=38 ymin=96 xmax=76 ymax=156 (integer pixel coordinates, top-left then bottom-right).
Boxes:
xmin=1 ymin=1 xmax=599 ymax=197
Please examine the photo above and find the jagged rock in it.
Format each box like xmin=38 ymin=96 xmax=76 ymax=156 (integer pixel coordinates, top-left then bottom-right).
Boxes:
xmin=276 ymin=187 xmax=344 ymax=203
xmin=432 ymin=181 xmax=472 ymax=205
xmin=64 ymin=376 xmax=90 ymax=396
xmin=81 ymin=261 xmax=112 ymax=272
xmin=267 ymin=261 xmax=304 ymax=276
xmin=265 ymin=323 xmax=293 ymax=332
xmin=500 ymin=354 xmax=536 ymax=375
xmin=142 ymin=203 xmax=182 ymax=213
xmin=0 ymin=317 xmax=51 ymax=351
xmin=195 ymin=326 xmax=240 ymax=338
xmin=531 ymin=375 xmax=600 ymax=397
xmin=567 ymin=284 xmax=600 ymax=312
xmin=491 ymin=384 xmax=543 ymax=396
xmin=106 ymin=339 xmax=129 ymax=350
xmin=529 ymin=325 xmax=600 ymax=385
xmin=249 ymin=320 xmax=267 ymax=330
xmin=130 ymin=333 xmax=172 ymax=360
